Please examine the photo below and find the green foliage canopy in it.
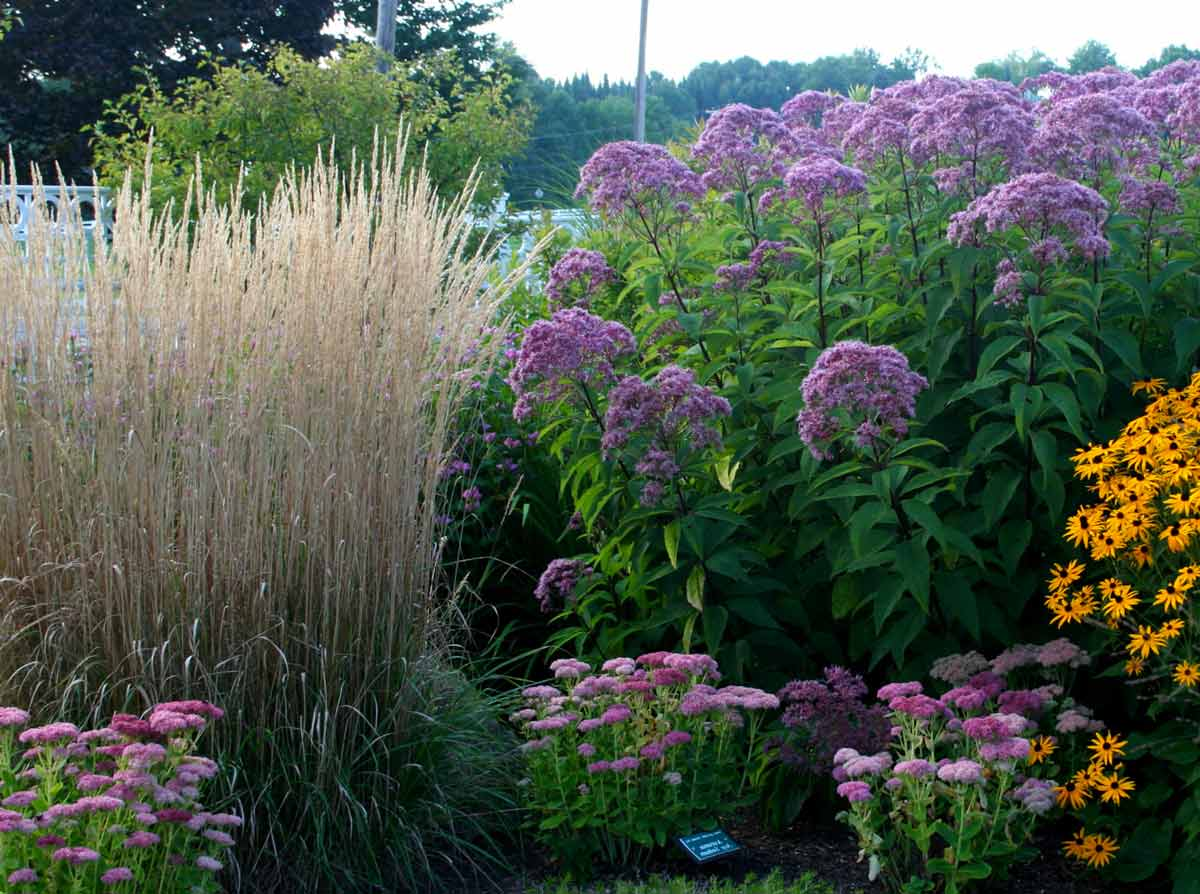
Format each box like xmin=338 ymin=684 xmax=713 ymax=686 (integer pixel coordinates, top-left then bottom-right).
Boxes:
xmin=89 ymin=44 xmax=530 ymax=213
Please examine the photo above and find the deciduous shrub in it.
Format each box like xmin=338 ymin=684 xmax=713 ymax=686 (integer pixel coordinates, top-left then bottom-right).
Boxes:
xmin=502 ymin=64 xmax=1200 ymax=684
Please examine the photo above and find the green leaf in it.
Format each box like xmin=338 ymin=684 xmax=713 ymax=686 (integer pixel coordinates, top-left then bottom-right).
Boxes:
xmin=902 ymin=499 xmax=948 ymax=552
xmin=703 ymin=605 xmax=729 ymax=654
xmin=1040 ymin=381 xmax=1087 ymax=443
xmin=947 ymin=370 xmax=1013 ymax=405
xmin=686 ymin=565 xmax=705 ymax=612
xmin=998 ymin=519 xmax=1032 ymax=577
xmin=871 ymin=575 xmax=906 ymax=632
xmin=1011 ymin=383 xmax=1030 ymax=442
xmin=832 ymin=575 xmax=860 ymax=620
xmin=1100 ymin=327 xmax=1144 ymax=377
xmin=980 ymin=467 xmax=1021 ymax=529
xmin=726 ymin=596 xmax=782 ymax=630
xmin=1032 ymin=429 xmax=1058 ymax=492
xmin=976 ymin=334 xmax=1024 ymax=380
xmin=664 ymin=521 xmax=680 ymax=569
xmin=895 ymin=537 xmax=931 ymax=613
xmin=935 ymin=571 xmax=980 ymax=641
xmin=681 ymin=612 xmax=697 ymax=652
xmin=964 ymin=421 xmax=1014 ymax=466
xmin=1175 ymin=317 xmax=1200 ymax=377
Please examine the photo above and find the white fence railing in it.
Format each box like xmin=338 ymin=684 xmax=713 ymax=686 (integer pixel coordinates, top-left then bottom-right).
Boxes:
xmin=1 ymin=186 xmax=114 ymax=243
xmin=472 ymin=200 xmax=591 ymax=280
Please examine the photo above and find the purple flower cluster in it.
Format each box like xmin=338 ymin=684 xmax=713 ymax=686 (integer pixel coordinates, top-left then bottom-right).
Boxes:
xmin=797 ymin=340 xmax=928 ymax=461
xmin=508 ymin=308 xmax=636 ymax=421
xmin=761 ymin=156 xmax=867 ymax=222
xmin=576 ymin=141 xmax=705 ymax=218
xmin=1011 ymin=777 xmax=1056 ymax=815
xmin=691 ymin=104 xmax=801 ymax=193
xmin=948 ymin=172 xmax=1110 ymax=259
xmin=908 ymin=79 xmax=1035 ymax=190
xmin=773 ymin=667 xmax=891 ymax=774
xmin=545 ymin=249 xmax=617 ymax=307
xmin=714 ymin=240 xmax=790 ymax=293
xmin=601 ymin=365 xmax=731 ymax=506
xmin=781 ymin=91 xmax=839 ymax=129
xmin=533 ymin=559 xmax=590 ymax=613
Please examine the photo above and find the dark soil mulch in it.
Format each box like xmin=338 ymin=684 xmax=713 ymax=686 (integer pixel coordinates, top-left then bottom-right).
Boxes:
xmin=470 ymin=812 xmax=1151 ymax=894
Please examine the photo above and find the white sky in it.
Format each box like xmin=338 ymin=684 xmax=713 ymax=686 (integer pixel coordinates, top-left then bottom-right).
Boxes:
xmin=486 ymin=0 xmax=1200 ymax=83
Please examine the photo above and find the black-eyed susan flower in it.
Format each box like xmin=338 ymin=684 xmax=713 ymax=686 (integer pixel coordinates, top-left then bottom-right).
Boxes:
xmin=1161 ymin=522 xmax=1193 ymax=552
xmin=1125 ymin=656 xmax=1145 ymax=676
xmin=1132 ymin=378 xmax=1167 ymax=396
xmin=1103 ymin=584 xmax=1140 ymax=620
xmin=1127 ymin=625 xmax=1166 ymax=658
xmin=1160 ymin=619 xmax=1185 ymax=640
xmin=1088 ymin=731 xmax=1127 ymax=767
xmin=1153 ymin=581 xmax=1188 ymax=612
xmin=1065 ymin=507 xmax=1102 ymax=548
xmin=1047 ymin=560 xmax=1085 ymax=594
xmin=1082 ymin=833 xmax=1120 ymax=868
xmin=1063 ymin=828 xmax=1088 ymax=860
xmin=1054 ymin=778 xmax=1091 ymax=810
xmin=1129 ymin=542 xmax=1154 ymax=567
xmin=1096 ymin=772 xmax=1136 ymax=805
xmin=1174 ymin=661 xmax=1200 ymax=687
xmin=1028 ymin=735 xmax=1056 ymax=765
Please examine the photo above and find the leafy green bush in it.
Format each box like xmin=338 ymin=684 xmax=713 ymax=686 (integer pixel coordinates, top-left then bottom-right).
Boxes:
xmin=89 ymin=44 xmax=529 ymax=214
xmin=499 ymin=71 xmax=1200 ymax=684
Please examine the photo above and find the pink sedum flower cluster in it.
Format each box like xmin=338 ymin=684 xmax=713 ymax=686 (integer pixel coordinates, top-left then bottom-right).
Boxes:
xmin=0 ymin=701 xmax=237 ymax=890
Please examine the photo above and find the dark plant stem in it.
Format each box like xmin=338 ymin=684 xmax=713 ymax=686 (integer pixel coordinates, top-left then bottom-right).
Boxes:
xmin=816 ymin=219 xmax=828 ymax=348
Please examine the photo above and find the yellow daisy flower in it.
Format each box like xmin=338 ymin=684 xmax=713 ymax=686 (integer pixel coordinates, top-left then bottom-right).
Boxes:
xmin=1173 ymin=661 xmax=1200 ymax=687
xmin=1096 ymin=772 xmax=1136 ymax=805
xmin=1088 ymin=731 xmax=1128 ymax=767
xmin=1028 ymin=735 xmax=1056 ymax=765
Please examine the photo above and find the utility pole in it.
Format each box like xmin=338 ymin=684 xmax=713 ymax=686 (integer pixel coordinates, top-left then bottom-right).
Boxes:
xmin=634 ymin=0 xmax=649 ymax=141
xmin=375 ymin=0 xmax=399 ymax=73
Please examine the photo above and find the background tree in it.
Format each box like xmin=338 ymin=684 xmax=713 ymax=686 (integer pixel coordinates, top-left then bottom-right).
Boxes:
xmin=90 ymin=44 xmax=529 ymax=213
xmin=1067 ymin=39 xmax=1119 ymax=74
xmin=0 ymin=0 xmax=337 ymax=179
xmin=1137 ymin=44 xmax=1200 ymax=76
xmin=337 ymin=0 xmax=507 ymax=72
xmin=974 ymin=49 xmax=1058 ymax=84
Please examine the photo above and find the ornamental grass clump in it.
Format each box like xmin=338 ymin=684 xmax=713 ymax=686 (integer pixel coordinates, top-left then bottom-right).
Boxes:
xmin=0 ymin=144 xmax=531 ymax=892
xmin=0 ymin=701 xmax=237 ymax=892
xmin=513 ymin=652 xmax=777 ymax=874
xmin=833 ymin=645 xmax=1113 ymax=892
